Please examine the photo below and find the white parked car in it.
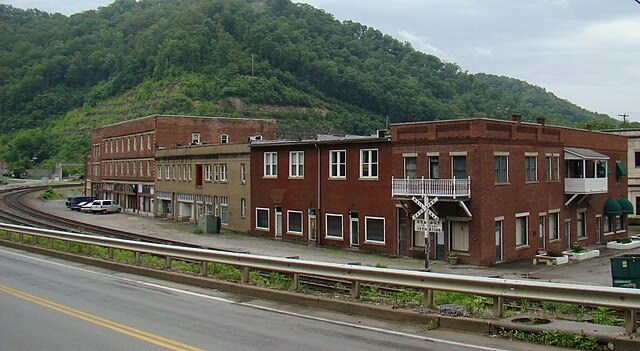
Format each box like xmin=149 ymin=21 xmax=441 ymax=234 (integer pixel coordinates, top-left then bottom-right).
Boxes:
xmin=90 ymin=200 xmax=122 ymax=214
xmin=79 ymin=201 xmax=95 ymax=213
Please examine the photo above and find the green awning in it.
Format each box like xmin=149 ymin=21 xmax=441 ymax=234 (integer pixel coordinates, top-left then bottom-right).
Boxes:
xmin=616 ymin=161 xmax=627 ymax=176
xmin=618 ymin=198 xmax=634 ymax=215
xmin=604 ymin=198 xmax=622 ymax=216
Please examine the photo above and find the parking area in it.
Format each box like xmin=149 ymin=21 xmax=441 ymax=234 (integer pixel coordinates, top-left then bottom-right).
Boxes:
xmin=27 ymin=191 xmax=640 ymax=286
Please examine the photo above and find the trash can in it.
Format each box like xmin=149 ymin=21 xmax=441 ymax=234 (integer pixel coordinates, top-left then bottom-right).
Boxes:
xmin=611 ymin=254 xmax=640 ymax=288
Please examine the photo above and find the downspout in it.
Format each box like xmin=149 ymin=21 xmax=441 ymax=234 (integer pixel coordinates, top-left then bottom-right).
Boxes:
xmin=316 ymin=143 xmax=321 ymax=247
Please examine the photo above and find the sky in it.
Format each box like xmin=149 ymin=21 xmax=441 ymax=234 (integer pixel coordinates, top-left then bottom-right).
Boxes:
xmin=4 ymin=0 xmax=640 ymax=121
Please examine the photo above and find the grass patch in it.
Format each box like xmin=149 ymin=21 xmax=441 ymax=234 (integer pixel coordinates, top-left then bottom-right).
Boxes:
xmin=499 ymin=329 xmax=604 ymax=351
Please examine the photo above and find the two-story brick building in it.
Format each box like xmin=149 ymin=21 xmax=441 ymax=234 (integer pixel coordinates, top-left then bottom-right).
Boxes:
xmin=85 ymin=114 xmax=276 ymax=216
xmin=250 ymin=134 xmax=396 ymax=254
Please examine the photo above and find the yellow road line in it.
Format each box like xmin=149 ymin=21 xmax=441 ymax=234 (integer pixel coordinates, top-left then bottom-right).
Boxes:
xmin=0 ymin=284 xmax=205 ymax=351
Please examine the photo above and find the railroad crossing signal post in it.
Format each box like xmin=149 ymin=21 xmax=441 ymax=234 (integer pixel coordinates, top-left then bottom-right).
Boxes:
xmin=412 ymin=196 xmax=441 ymax=270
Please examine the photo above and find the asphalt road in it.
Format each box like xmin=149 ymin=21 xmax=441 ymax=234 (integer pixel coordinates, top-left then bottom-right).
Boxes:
xmin=0 ymin=247 xmax=569 ymax=351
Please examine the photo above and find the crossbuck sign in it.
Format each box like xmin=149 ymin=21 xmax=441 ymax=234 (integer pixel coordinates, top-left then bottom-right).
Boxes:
xmin=411 ymin=196 xmax=442 ymax=232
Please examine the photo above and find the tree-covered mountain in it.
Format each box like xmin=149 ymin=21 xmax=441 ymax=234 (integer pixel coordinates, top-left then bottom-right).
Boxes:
xmin=0 ymin=0 xmax=620 ymax=174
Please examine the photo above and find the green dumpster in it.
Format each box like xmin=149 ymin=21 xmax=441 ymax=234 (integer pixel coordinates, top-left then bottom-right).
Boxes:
xmin=197 ymin=214 xmax=220 ymax=234
xmin=611 ymin=254 xmax=640 ymax=288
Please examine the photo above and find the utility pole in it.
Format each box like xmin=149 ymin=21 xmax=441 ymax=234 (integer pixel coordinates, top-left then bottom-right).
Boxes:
xmin=619 ymin=113 xmax=629 ymax=124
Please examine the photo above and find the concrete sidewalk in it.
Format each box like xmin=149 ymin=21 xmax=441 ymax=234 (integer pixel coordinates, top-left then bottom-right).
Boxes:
xmin=29 ymin=190 xmax=640 ymax=286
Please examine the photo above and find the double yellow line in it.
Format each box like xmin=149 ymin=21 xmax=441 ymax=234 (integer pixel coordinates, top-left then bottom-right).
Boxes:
xmin=0 ymin=283 xmax=205 ymax=351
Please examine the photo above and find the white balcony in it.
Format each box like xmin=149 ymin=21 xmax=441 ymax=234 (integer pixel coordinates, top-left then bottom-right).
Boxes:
xmin=564 ymin=177 xmax=608 ymax=194
xmin=392 ymin=177 xmax=471 ymax=198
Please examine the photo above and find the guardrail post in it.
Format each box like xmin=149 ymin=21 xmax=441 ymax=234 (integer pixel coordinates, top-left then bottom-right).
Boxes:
xmin=19 ymin=233 xmax=24 ymax=243
xmin=134 ymin=251 xmax=141 ymax=264
xmin=48 ymin=237 xmax=53 ymax=249
xmin=85 ymin=244 xmax=91 ymax=255
xmin=165 ymin=256 xmax=171 ymax=269
xmin=424 ymin=289 xmax=434 ymax=308
xmin=242 ymin=266 xmax=250 ymax=284
xmin=493 ymin=297 xmax=504 ymax=317
xmin=625 ymin=309 xmax=637 ymax=335
xmin=201 ymin=261 xmax=208 ymax=277
xmin=108 ymin=247 xmax=114 ymax=260
xmin=64 ymin=241 xmax=70 ymax=251
xmin=351 ymin=280 xmax=360 ymax=299
xmin=290 ymin=273 xmax=299 ymax=291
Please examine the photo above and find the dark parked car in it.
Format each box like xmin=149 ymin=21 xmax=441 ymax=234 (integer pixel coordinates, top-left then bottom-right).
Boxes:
xmin=66 ymin=196 xmax=96 ymax=209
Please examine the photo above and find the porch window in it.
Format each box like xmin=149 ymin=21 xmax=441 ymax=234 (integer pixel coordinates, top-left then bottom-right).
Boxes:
xmin=404 ymin=157 xmax=417 ymax=179
xmin=287 ymin=210 xmax=303 ymax=234
xmin=429 ymin=156 xmax=439 ymax=179
xmin=325 ymin=214 xmax=343 ymax=239
xmin=365 ymin=217 xmax=385 ymax=243
xmin=256 ymin=208 xmax=269 ymax=230
xmin=452 ymin=155 xmax=466 ymax=179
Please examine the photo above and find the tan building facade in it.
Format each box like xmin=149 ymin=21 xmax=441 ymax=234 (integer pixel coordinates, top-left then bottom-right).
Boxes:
xmin=155 ymin=143 xmax=252 ymax=233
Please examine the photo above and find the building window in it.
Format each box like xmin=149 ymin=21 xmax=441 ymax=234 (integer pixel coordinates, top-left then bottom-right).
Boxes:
xmin=178 ymin=165 xmax=182 ymax=181
xmin=365 ymin=216 xmax=385 ymax=243
xmin=325 ymin=214 xmax=343 ymax=239
xmin=172 ymin=165 xmax=176 ymax=180
xmin=219 ymin=164 xmax=228 ymax=182
xmin=577 ymin=211 xmax=586 ymax=238
xmin=289 ymin=151 xmax=304 ymax=178
xmin=192 ymin=133 xmax=201 ymax=145
xmin=264 ymin=152 xmax=277 ymax=177
xmin=429 ymin=156 xmax=439 ymax=179
xmin=240 ymin=198 xmax=246 ymax=218
xmin=452 ymin=155 xmax=466 ymax=179
xmin=240 ymin=163 xmax=246 ymax=184
xmin=360 ymin=149 xmax=378 ymax=179
xmin=205 ymin=164 xmax=212 ymax=181
xmin=549 ymin=212 xmax=560 ymax=241
xmin=404 ymin=157 xmax=417 ymax=179
xmin=147 ymin=161 xmax=151 ymax=177
xmin=516 ymin=214 xmax=529 ymax=247
xmin=220 ymin=197 xmax=228 ymax=225
xmin=256 ymin=208 xmax=269 ymax=230
xmin=635 ymin=151 xmax=640 ymax=168
xmin=616 ymin=215 xmax=624 ymax=231
xmin=126 ymin=162 xmax=130 ymax=175
xmin=127 ymin=138 xmax=130 ymax=152
xmin=287 ymin=210 xmax=303 ymax=234
xmin=221 ymin=134 xmax=229 ymax=144
xmin=187 ymin=164 xmax=192 ymax=181
xmin=147 ymin=134 xmax=151 ymax=150
xmin=494 ymin=155 xmax=508 ymax=183
xmin=330 ymin=150 xmax=346 ymax=178
xmin=525 ymin=156 xmax=537 ymax=182
xmin=133 ymin=136 xmax=137 ymax=151
xmin=133 ymin=161 xmax=137 ymax=176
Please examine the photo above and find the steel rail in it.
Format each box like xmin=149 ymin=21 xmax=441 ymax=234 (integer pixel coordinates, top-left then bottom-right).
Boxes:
xmin=1 ymin=222 xmax=638 ymax=334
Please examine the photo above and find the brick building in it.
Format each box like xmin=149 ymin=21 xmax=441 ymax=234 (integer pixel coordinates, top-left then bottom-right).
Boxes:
xmin=155 ymin=143 xmax=252 ymax=233
xmin=85 ymin=115 xmax=276 ymax=215
xmin=250 ymin=134 xmax=396 ymax=254
xmin=391 ymin=117 xmax=630 ymax=265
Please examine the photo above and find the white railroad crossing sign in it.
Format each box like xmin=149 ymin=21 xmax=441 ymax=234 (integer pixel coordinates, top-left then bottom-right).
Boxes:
xmin=411 ymin=196 xmax=441 ymax=232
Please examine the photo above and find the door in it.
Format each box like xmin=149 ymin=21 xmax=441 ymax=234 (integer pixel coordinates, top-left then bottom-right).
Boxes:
xmin=308 ymin=209 xmax=316 ymax=242
xmin=495 ymin=220 xmax=503 ymax=263
xmin=539 ymin=216 xmax=546 ymax=249
xmin=397 ymin=209 xmax=406 ymax=254
xmin=275 ymin=207 xmax=283 ymax=238
xmin=450 ymin=221 xmax=470 ymax=252
xmin=350 ymin=212 xmax=359 ymax=247
xmin=565 ymin=220 xmax=571 ymax=250
xmin=596 ymin=217 xmax=602 ymax=244
xmin=436 ymin=230 xmax=445 ymax=260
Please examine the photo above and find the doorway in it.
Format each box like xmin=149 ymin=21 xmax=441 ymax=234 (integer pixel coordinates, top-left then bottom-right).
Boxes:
xmin=275 ymin=207 xmax=282 ymax=238
xmin=350 ymin=211 xmax=359 ymax=247
xmin=495 ymin=220 xmax=503 ymax=263
xmin=308 ymin=209 xmax=316 ymax=242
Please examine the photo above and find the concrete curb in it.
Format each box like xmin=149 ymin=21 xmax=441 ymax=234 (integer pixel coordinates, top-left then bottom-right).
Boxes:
xmin=3 ymin=239 xmax=640 ymax=350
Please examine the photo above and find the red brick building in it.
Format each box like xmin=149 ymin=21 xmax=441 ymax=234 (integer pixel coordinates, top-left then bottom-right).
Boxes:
xmin=85 ymin=115 xmax=276 ymax=215
xmin=391 ymin=117 xmax=629 ymax=265
xmin=250 ymin=134 xmax=396 ymax=254
xmin=251 ymin=117 xmax=630 ymax=266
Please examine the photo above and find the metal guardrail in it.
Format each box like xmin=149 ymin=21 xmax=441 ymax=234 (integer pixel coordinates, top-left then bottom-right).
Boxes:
xmin=0 ymin=222 xmax=638 ymax=334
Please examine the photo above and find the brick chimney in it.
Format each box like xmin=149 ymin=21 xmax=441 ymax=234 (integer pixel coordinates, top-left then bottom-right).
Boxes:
xmin=586 ymin=124 xmax=593 ymax=131
xmin=512 ymin=114 xmax=522 ymax=123
xmin=536 ymin=117 xmax=545 ymax=126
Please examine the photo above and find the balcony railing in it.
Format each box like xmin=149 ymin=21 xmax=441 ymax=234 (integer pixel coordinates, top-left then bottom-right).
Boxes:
xmin=564 ymin=177 xmax=608 ymax=194
xmin=392 ymin=177 xmax=471 ymax=198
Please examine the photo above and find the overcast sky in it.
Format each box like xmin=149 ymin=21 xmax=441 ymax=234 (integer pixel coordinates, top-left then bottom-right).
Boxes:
xmin=4 ymin=0 xmax=640 ymax=121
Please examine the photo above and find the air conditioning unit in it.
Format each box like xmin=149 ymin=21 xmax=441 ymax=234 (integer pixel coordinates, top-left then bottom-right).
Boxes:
xmin=249 ymin=135 xmax=263 ymax=141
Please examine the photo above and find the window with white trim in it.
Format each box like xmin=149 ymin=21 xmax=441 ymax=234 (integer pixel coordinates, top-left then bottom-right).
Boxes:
xmin=549 ymin=212 xmax=559 ymax=240
xmin=219 ymin=164 xmax=228 ymax=182
xmin=214 ymin=164 xmax=219 ymax=182
xmin=289 ymin=151 xmax=304 ymax=177
xmin=330 ymin=150 xmax=346 ymax=178
xmin=325 ymin=214 xmax=343 ymax=239
xmin=525 ymin=156 xmax=537 ymax=182
xmin=264 ymin=152 xmax=277 ymax=177
xmin=240 ymin=163 xmax=246 ymax=183
xmin=204 ymin=164 xmax=212 ymax=181
xmin=494 ymin=155 xmax=508 ymax=183
xmin=287 ymin=210 xmax=303 ymax=234
xmin=365 ymin=216 xmax=385 ymax=243
xmin=221 ymin=134 xmax=229 ymax=144
xmin=360 ymin=149 xmax=378 ymax=179
xmin=577 ymin=211 xmax=586 ymax=238
xmin=240 ymin=198 xmax=246 ymax=218
xmin=516 ymin=214 xmax=529 ymax=247
xmin=192 ymin=132 xmax=201 ymax=145
xmin=256 ymin=208 xmax=270 ymax=230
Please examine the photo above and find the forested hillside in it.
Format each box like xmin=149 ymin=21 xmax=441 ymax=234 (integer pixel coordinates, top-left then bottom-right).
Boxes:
xmin=0 ymin=0 xmax=619 ymax=175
